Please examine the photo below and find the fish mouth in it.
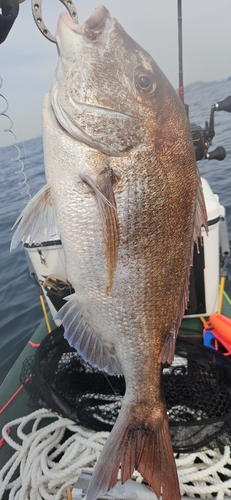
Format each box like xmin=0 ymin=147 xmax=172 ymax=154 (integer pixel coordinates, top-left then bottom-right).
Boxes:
xmin=58 ymin=5 xmax=113 ymax=40
xmin=84 ymin=5 xmax=111 ymax=40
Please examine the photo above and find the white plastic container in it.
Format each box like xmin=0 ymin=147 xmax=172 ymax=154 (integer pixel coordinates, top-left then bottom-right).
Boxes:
xmin=185 ymin=177 xmax=221 ymax=317
xmin=24 ymin=239 xmax=66 ymax=319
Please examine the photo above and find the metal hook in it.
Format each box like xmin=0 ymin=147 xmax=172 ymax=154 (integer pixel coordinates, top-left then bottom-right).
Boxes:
xmin=31 ymin=0 xmax=78 ymax=43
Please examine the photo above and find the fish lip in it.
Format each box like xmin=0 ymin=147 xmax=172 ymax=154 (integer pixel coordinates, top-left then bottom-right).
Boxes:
xmin=57 ymin=12 xmax=82 ymax=34
xmin=57 ymin=6 xmax=112 ymax=39
xmin=83 ymin=5 xmax=111 ymax=40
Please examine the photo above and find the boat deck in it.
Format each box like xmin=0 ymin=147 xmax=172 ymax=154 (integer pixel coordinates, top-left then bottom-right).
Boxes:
xmin=0 ymin=316 xmax=56 ymax=470
xmin=1 ymin=292 xmax=231 ymax=498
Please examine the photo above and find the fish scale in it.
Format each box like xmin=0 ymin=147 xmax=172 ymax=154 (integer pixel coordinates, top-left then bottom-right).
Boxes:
xmin=11 ymin=5 xmax=208 ymax=500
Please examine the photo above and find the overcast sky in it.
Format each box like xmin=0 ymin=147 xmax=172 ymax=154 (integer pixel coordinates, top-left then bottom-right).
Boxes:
xmin=1 ymin=0 xmax=231 ymax=147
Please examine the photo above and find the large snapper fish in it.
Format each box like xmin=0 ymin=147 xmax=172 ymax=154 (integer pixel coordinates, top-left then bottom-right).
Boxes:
xmin=12 ymin=5 xmax=208 ymax=500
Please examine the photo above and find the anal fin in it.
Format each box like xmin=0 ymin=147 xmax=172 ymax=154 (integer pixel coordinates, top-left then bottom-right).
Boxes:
xmin=158 ymin=326 xmax=176 ymax=365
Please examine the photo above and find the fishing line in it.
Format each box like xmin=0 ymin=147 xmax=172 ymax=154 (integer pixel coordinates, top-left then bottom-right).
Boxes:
xmin=0 ymin=75 xmax=31 ymax=204
xmin=103 ymin=372 xmax=119 ymax=396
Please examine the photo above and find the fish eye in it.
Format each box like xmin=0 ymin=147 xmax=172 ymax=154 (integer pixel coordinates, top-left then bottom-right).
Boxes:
xmin=135 ymin=70 xmax=156 ymax=95
xmin=139 ymin=75 xmax=151 ymax=88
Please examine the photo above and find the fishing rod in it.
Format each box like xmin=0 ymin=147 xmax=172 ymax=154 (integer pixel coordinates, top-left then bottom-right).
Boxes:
xmin=177 ymin=0 xmax=231 ymax=161
xmin=177 ymin=0 xmax=184 ymax=104
xmin=191 ymin=96 xmax=231 ymax=162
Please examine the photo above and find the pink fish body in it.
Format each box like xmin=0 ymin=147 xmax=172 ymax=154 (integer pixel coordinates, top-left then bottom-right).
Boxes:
xmin=11 ymin=6 xmax=208 ymax=499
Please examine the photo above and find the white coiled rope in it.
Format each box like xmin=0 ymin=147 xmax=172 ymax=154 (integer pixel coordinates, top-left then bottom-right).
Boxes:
xmin=0 ymin=409 xmax=107 ymax=500
xmin=1 ymin=408 xmax=231 ymax=499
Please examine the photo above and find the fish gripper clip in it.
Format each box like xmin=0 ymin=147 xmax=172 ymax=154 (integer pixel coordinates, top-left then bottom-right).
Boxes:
xmin=31 ymin=0 xmax=78 ymax=43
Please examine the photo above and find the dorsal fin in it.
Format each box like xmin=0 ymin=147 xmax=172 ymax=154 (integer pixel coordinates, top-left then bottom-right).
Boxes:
xmin=159 ymin=168 xmax=208 ymax=365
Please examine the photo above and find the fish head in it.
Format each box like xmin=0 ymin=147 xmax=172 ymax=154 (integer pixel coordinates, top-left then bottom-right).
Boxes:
xmin=51 ymin=5 xmax=189 ymax=157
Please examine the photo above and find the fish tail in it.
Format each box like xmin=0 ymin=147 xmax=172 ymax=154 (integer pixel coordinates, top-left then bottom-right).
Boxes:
xmin=86 ymin=403 xmax=181 ymax=500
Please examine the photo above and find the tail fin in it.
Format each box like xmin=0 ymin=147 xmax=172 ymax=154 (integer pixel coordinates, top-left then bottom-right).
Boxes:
xmin=86 ymin=404 xmax=180 ymax=500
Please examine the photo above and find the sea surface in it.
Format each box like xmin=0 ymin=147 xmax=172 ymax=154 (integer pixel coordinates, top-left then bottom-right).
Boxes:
xmin=0 ymin=79 xmax=231 ymax=385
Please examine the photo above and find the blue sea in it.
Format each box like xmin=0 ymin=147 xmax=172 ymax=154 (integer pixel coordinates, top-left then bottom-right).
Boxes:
xmin=0 ymin=80 xmax=231 ymax=385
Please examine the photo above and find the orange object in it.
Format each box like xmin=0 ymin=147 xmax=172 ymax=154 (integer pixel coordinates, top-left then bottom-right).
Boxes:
xmin=209 ymin=313 xmax=231 ymax=343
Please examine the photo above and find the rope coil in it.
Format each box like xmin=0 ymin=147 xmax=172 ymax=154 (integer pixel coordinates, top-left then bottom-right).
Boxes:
xmin=1 ymin=409 xmax=231 ymax=499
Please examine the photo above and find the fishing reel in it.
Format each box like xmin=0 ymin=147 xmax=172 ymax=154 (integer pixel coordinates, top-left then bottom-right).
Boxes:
xmin=190 ymin=95 xmax=231 ymax=162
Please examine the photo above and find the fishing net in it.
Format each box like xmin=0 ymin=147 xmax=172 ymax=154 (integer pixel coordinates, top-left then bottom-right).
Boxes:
xmin=20 ymin=326 xmax=231 ymax=453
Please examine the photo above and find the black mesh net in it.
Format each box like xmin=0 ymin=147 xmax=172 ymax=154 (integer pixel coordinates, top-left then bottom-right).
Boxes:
xmin=20 ymin=326 xmax=231 ymax=453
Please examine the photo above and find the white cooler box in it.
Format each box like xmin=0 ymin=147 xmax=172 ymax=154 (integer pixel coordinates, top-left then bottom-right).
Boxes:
xmin=185 ymin=177 xmax=223 ymax=318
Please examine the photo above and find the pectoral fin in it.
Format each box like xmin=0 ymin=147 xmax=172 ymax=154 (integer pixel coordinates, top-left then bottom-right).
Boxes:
xmin=11 ymin=184 xmax=59 ymax=250
xmin=80 ymin=166 xmax=119 ymax=294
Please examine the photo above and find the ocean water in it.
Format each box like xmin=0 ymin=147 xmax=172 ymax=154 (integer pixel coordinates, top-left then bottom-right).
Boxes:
xmin=0 ymin=80 xmax=231 ymax=386
xmin=0 ymin=136 xmax=46 ymax=385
